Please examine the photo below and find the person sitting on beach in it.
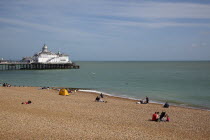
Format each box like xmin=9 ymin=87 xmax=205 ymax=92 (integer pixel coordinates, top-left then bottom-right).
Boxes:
xmin=95 ymin=96 xmax=107 ymax=103
xmin=3 ymin=83 xmax=11 ymax=87
xmin=152 ymin=112 xmax=160 ymax=121
xmin=152 ymin=112 xmax=157 ymax=121
xmin=95 ymin=96 xmax=100 ymax=102
xmin=137 ymin=98 xmax=149 ymax=104
xmin=137 ymin=97 xmax=149 ymax=104
xmin=21 ymin=100 xmax=32 ymax=104
xmin=163 ymin=102 xmax=169 ymax=108
xmin=136 ymin=100 xmax=141 ymax=104
xmin=99 ymin=98 xmax=104 ymax=102
xmin=156 ymin=112 xmax=160 ymax=121
xmin=166 ymin=114 xmax=170 ymax=122
xmin=159 ymin=112 xmax=166 ymax=121
xmin=140 ymin=100 xmax=147 ymax=104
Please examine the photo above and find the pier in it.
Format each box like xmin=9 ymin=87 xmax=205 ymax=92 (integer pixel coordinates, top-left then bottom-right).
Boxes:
xmin=0 ymin=44 xmax=80 ymax=71
xmin=0 ymin=62 xmax=79 ymax=71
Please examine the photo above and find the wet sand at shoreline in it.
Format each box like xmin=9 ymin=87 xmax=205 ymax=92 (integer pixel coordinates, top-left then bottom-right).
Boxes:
xmin=0 ymin=87 xmax=209 ymax=140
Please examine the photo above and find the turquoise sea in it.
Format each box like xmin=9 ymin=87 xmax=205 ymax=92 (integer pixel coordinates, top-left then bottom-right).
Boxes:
xmin=0 ymin=61 xmax=210 ymax=110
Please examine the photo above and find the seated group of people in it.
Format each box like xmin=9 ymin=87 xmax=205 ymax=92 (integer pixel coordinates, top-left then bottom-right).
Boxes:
xmin=152 ymin=112 xmax=170 ymax=122
xmin=41 ymin=87 xmax=50 ymax=90
xmin=95 ymin=93 xmax=107 ymax=103
xmin=68 ymin=89 xmax=78 ymax=93
xmin=136 ymin=96 xmax=149 ymax=104
xmin=2 ymin=83 xmax=11 ymax=87
xmin=21 ymin=100 xmax=32 ymax=104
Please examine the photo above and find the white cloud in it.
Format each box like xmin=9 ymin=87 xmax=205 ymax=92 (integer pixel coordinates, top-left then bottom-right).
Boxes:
xmin=2 ymin=1 xmax=210 ymax=19
xmin=0 ymin=17 xmax=103 ymax=38
xmin=192 ymin=42 xmax=208 ymax=48
xmin=0 ymin=0 xmax=210 ymax=38
xmin=103 ymin=2 xmax=210 ymax=19
xmin=33 ymin=0 xmax=210 ymax=19
xmin=82 ymin=17 xmax=210 ymax=28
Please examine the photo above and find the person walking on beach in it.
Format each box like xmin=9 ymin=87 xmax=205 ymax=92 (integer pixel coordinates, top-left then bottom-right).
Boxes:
xmin=100 ymin=93 xmax=104 ymax=98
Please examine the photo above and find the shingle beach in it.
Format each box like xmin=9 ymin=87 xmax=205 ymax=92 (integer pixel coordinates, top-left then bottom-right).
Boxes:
xmin=0 ymin=87 xmax=209 ymax=140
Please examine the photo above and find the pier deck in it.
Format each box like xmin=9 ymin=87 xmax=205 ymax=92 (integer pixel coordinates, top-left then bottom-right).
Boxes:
xmin=0 ymin=62 xmax=79 ymax=70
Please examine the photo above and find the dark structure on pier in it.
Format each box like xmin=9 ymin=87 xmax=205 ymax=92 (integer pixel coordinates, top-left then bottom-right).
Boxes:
xmin=0 ymin=62 xmax=79 ymax=71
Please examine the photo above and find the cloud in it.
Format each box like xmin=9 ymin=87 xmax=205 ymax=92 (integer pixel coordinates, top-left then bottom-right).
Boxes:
xmin=101 ymin=1 xmax=210 ymax=19
xmin=201 ymin=31 xmax=210 ymax=35
xmin=1 ymin=0 xmax=210 ymax=30
xmin=23 ymin=0 xmax=209 ymax=19
xmin=89 ymin=18 xmax=210 ymax=28
xmin=0 ymin=17 xmax=104 ymax=39
xmin=0 ymin=18 xmax=65 ymax=32
xmin=192 ymin=42 xmax=208 ymax=48
xmin=2 ymin=1 xmax=210 ymax=19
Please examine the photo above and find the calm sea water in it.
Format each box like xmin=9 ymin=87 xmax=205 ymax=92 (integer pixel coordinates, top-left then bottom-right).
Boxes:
xmin=0 ymin=61 xmax=210 ymax=110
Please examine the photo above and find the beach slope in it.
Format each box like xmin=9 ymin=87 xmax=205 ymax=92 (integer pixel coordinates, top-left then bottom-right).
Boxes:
xmin=0 ymin=87 xmax=209 ymax=140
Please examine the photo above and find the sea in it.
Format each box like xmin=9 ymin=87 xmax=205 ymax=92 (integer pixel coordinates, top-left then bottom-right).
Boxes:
xmin=0 ymin=61 xmax=210 ymax=110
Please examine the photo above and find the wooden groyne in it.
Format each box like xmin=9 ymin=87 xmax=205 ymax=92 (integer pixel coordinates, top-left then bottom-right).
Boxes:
xmin=0 ymin=62 xmax=79 ymax=70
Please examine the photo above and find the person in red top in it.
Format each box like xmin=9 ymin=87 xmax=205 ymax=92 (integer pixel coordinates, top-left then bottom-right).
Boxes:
xmin=152 ymin=112 xmax=157 ymax=121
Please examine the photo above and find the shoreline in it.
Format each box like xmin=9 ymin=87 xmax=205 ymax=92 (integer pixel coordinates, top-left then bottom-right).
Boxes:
xmin=2 ymin=84 xmax=209 ymax=111
xmin=78 ymin=89 xmax=210 ymax=111
xmin=3 ymin=85 xmax=210 ymax=110
xmin=1 ymin=86 xmax=208 ymax=112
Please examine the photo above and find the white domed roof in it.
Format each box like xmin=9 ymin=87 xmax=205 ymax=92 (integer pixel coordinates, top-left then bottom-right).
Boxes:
xmin=43 ymin=45 xmax=47 ymax=48
xmin=42 ymin=44 xmax=48 ymax=52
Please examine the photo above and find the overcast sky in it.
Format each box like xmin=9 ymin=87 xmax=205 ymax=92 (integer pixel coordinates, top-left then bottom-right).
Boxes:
xmin=0 ymin=0 xmax=210 ymax=61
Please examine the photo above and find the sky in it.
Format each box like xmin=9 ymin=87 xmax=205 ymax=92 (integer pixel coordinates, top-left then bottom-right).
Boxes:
xmin=0 ymin=0 xmax=210 ymax=61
